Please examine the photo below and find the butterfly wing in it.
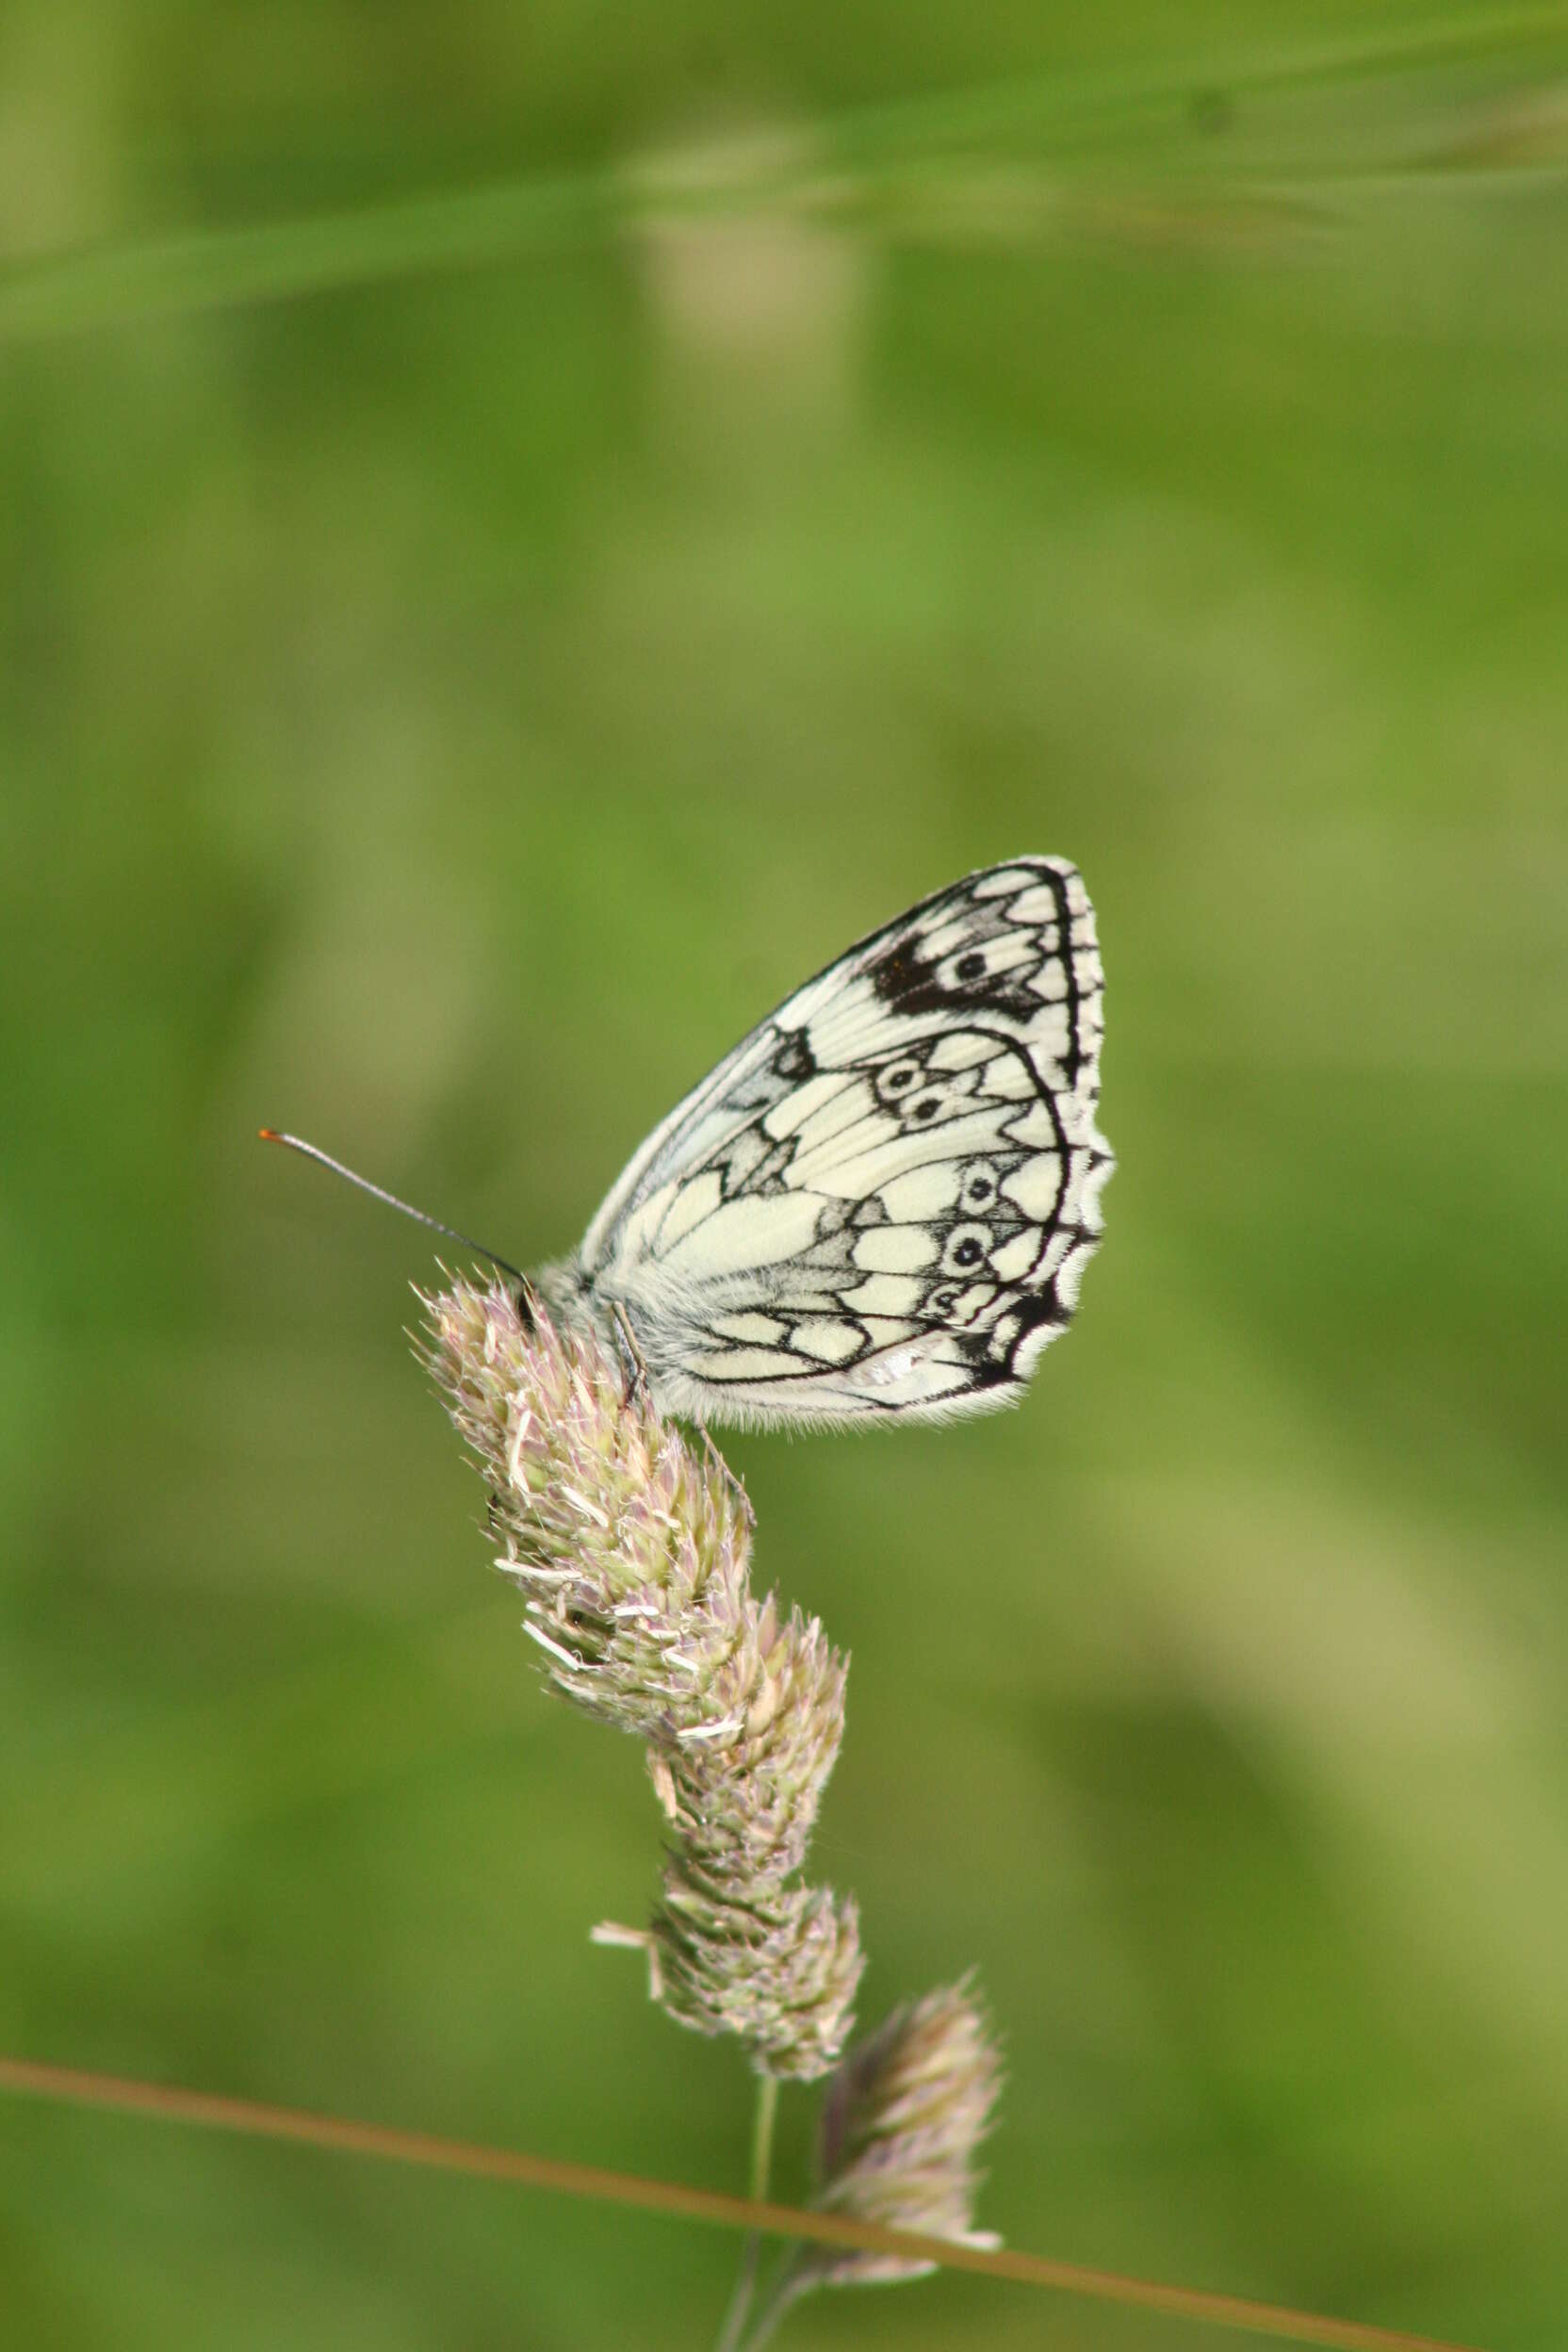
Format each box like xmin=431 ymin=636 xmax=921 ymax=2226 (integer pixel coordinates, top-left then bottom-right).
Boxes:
xmin=574 ymin=857 xmax=1111 ymax=1428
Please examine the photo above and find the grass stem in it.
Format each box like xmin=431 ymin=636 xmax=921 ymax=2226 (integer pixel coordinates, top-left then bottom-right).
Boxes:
xmin=712 ymin=2074 xmax=781 ymax=2352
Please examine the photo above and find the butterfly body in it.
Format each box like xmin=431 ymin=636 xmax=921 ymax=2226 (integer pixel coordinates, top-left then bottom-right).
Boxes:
xmin=534 ymin=857 xmax=1111 ymax=1430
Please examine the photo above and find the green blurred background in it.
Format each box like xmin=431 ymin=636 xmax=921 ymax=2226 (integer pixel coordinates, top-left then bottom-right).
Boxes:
xmin=4 ymin=5 xmax=1567 ymax=2347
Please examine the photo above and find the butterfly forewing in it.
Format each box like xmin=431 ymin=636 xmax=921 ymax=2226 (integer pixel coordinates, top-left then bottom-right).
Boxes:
xmin=570 ymin=857 xmax=1110 ymax=1429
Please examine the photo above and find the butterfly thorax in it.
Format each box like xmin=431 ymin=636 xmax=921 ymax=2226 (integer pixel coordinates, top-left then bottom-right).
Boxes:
xmin=531 ymin=1251 xmax=725 ymax=1412
xmin=529 ymin=1257 xmax=600 ymax=1340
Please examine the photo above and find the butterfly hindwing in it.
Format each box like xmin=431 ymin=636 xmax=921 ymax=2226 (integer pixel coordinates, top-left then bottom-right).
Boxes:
xmin=571 ymin=857 xmax=1110 ymax=1428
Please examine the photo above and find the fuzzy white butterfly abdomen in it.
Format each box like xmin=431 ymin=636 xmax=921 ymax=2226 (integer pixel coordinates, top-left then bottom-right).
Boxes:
xmin=531 ymin=857 xmax=1112 ymax=1430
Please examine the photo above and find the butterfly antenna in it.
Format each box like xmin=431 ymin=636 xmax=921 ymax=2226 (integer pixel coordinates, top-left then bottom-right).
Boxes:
xmin=258 ymin=1129 xmax=531 ymax=1290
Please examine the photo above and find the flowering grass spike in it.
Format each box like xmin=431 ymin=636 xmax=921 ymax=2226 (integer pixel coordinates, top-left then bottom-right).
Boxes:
xmin=423 ymin=1275 xmax=862 ymax=2079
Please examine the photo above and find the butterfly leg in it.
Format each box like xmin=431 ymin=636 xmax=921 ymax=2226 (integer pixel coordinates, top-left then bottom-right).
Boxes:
xmin=609 ymin=1300 xmax=652 ymax=1413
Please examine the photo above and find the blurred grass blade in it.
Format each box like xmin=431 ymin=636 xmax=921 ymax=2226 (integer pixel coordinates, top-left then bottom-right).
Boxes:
xmin=2 ymin=4 xmax=1565 ymax=342
xmin=0 ymin=2056 xmax=1490 ymax=2352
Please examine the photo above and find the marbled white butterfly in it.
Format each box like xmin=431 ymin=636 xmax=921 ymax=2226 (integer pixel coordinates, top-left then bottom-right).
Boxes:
xmin=267 ymin=858 xmax=1110 ymax=1429
xmin=534 ymin=856 xmax=1111 ymax=1428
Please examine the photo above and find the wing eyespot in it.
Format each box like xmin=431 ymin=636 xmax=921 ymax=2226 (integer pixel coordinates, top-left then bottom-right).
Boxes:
xmin=942 ymin=1223 xmax=993 ymax=1276
xmin=957 ymin=1160 xmax=999 ymax=1213
xmin=875 ymin=1058 xmax=923 ymax=1105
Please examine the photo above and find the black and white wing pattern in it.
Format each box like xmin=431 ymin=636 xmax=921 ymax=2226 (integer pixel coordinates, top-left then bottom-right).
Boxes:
xmin=559 ymin=857 xmax=1111 ymax=1429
